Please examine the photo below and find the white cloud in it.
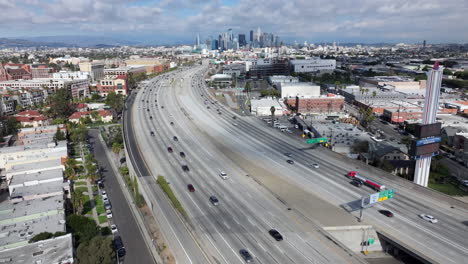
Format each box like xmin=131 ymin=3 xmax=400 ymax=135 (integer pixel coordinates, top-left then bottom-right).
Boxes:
xmin=0 ymin=0 xmax=467 ymax=43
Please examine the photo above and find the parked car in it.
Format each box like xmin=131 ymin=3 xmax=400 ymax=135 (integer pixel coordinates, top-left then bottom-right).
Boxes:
xmin=104 ymin=201 xmax=112 ymax=210
xmin=173 ymin=136 xmax=178 ymax=141
xmin=111 ymin=224 xmax=118 ymax=233
xmin=239 ymin=249 xmax=254 ymax=263
xmin=106 ymin=210 xmax=113 ymax=219
xmin=182 ymin=165 xmax=190 ymax=172
xmin=419 ymin=214 xmax=438 ymax=223
xmin=167 ymin=147 xmax=173 ymax=153
xmin=268 ymin=229 xmax=283 ymax=241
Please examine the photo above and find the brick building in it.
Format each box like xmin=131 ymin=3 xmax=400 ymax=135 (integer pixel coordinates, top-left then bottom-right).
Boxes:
xmin=0 ymin=64 xmax=32 ymax=81
xmin=286 ymin=94 xmax=345 ymax=114
xmin=97 ymin=75 xmax=127 ymax=96
xmin=30 ymin=64 xmax=54 ymax=78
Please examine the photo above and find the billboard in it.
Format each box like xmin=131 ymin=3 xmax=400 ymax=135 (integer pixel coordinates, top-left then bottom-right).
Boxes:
xmin=415 ymin=137 xmax=441 ymax=146
xmin=415 ymin=123 xmax=441 ymax=138
xmin=410 ymin=142 xmax=440 ymax=156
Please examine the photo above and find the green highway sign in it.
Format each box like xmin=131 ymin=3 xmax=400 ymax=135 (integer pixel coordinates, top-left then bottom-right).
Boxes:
xmin=306 ymin=137 xmax=328 ymax=144
xmin=378 ymin=189 xmax=395 ymax=202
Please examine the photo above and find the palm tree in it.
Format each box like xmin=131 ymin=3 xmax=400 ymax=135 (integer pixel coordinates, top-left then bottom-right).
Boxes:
xmin=71 ymin=190 xmax=85 ymax=213
xmin=270 ymin=106 xmax=276 ymax=127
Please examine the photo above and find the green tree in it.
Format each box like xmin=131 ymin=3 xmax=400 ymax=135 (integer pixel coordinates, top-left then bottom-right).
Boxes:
xmin=352 ymin=140 xmax=369 ymax=153
xmin=77 ymin=236 xmax=116 ymax=264
xmin=443 ymin=69 xmax=453 ymax=75
xmin=270 ymin=106 xmax=276 ymax=127
xmin=106 ymin=92 xmax=125 ymax=113
xmin=53 ymin=128 xmax=66 ymax=141
xmin=372 ymin=90 xmax=377 ymax=98
xmin=4 ymin=117 xmax=20 ymax=135
xmin=29 ymin=232 xmax=53 ymax=243
xmin=66 ymin=214 xmax=100 ymax=244
xmin=244 ymin=82 xmax=251 ymax=92
xmin=52 ymin=118 xmax=66 ymax=125
xmin=112 ymin=142 xmax=122 ymax=154
xmin=90 ymin=111 xmax=100 ymax=121
xmin=48 ymin=88 xmax=75 ymax=119
xmin=69 ymin=126 xmax=88 ymax=143
xmin=120 ymin=166 xmax=129 ymax=175
xmin=71 ymin=191 xmax=86 ymax=214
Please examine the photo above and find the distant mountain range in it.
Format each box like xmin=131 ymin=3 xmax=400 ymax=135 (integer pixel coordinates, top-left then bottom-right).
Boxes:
xmin=0 ymin=35 xmax=142 ymax=48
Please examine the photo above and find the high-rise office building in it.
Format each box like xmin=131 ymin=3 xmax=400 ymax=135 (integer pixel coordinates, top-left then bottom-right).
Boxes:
xmin=238 ymin=34 xmax=246 ymax=47
xmin=211 ymin=39 xmax=218 ymax=50
xmin=196 ymin=33 xmax=200 ymax=48
xmin=250 ymin=30 xmax=254 ymax=42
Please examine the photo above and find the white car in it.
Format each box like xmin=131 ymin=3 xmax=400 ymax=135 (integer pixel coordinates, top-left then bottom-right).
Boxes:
xmin=111 ymin=224 xmax=118 ymax=233
xmin=462 ymin=180 xmax=468 ymax=187
xmin=106 ymin=210 xmax=113 ymax=219
xmin=311 ymin=164 xmax=319 ymax=169
xmin=103 ymin=196 xmax=109 ymax=202
xmin=419 ymin=214 xmax=438 ymax=223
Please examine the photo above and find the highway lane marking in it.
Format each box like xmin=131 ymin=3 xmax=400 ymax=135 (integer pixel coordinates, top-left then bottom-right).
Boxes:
xmin=172 ymin=153 xmax=244 ymax=264
xmin=128 ymin=84 xmax=209 ymax=264
xmin=257 ymin=242 xmax=267 ymax=251
xmin=223 ymin=221 xmax=231 ymax=230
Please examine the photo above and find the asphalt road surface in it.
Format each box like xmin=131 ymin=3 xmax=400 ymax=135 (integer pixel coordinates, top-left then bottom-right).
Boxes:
xmin=88 ymin=129 xmax=155 ymax=264
xmin=127 ymin=66 xmax=468 ymax=264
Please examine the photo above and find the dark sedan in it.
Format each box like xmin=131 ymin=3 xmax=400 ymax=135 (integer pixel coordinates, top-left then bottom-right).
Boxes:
xmin=379 ymin=210 xmax=394 ymax=217
xmin=286 ymin=159 xmax=294 ymax=164
xmin=268 ymin=229 xmax=283 ymax=241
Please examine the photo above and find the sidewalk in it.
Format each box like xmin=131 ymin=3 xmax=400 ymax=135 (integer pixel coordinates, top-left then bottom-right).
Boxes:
xmin=93 ymin=129 xmax=163 ymax=264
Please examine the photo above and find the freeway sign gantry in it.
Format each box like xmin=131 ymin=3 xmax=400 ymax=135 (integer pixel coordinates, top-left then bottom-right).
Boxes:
xmin=306 ymin=137 xmax=328 ymax=144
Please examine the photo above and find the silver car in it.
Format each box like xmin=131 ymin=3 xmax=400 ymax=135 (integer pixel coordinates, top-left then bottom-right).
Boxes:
xmin=419 ymin=214 xmax=438 ymax=223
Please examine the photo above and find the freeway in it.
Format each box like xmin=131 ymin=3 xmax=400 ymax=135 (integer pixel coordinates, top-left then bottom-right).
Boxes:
xmin=183 ymin=68 xmax=468 ymax=264
xmin=129 ymin=67 xmax=366 ymax=263
xmin=128 ymin=65 xmax=468 ymax=264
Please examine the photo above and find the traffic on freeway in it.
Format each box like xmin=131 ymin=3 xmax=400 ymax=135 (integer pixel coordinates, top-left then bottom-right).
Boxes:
xmin=125 ymin=65 xmax=468 ymax=264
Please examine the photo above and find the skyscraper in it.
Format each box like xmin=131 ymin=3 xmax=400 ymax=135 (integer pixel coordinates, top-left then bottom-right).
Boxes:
xmin=196 ymin=33 xmax=200 ymax=48
xmin=238 ymin=34 xmax=246 ymax=47
xmin=250 ymin=30 xmax=254 ymax=42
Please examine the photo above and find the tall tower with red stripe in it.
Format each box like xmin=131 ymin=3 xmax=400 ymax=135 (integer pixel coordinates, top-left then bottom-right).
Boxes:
xmin=413 ymin=62 xmax=443 ymax=187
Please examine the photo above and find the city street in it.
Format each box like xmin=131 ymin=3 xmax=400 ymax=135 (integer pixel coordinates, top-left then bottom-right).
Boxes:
xmin=88 ymin=129 xmax=155 ymax=264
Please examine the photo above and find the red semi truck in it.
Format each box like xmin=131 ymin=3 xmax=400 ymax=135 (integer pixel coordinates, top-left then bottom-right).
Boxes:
xmin=348 ymin=171 xmax=386 ymax=191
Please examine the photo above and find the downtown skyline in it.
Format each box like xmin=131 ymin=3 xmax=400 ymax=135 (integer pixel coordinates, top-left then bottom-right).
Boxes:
xmin=0 ymin=0 xmax=467 ymax=44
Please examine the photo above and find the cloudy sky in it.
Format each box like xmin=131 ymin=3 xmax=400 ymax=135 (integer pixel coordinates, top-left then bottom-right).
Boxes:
xmin=1 ymin=0 xmax=467 ymax=44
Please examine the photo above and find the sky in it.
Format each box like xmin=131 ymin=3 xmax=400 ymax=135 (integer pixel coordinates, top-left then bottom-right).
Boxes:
xmin=1 ymin=0 xmax=468 ymax=44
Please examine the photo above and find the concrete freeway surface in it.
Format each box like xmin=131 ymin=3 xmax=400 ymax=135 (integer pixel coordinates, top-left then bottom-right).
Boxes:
xmin=128 ymin=68 xmax=365 ymax=264
xmin=128 ymin=66 xmax=468 ymax=264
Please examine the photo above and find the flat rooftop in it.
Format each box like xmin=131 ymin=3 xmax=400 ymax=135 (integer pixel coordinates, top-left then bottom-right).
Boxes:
xmin=9 ymin=168 xmax=63 ymax=187
xmin=19 ymin=124 xmax=65 ymax=134
xmin=6 ymin=159 xmax=64 ymax=176
xmin=0 ymin=233 xmax=73 ymax=263
xmin=0 ymin=141 xmax=67 ymax=155
xmin=10 ymin=181 xmax=67 ymax=199
xmin=0 ymin=196 xmax=66 ymax=248
xmin=364 ymin=76 xmax=416 ymax=82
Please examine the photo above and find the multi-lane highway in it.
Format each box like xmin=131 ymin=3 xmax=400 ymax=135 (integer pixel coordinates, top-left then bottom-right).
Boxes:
xmin=126 ymin=66 xmax=468 ymax=264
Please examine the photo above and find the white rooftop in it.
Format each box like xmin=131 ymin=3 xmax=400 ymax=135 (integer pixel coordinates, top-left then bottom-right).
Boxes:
xmin=0 ymin=233 xmax=73 ymax=264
